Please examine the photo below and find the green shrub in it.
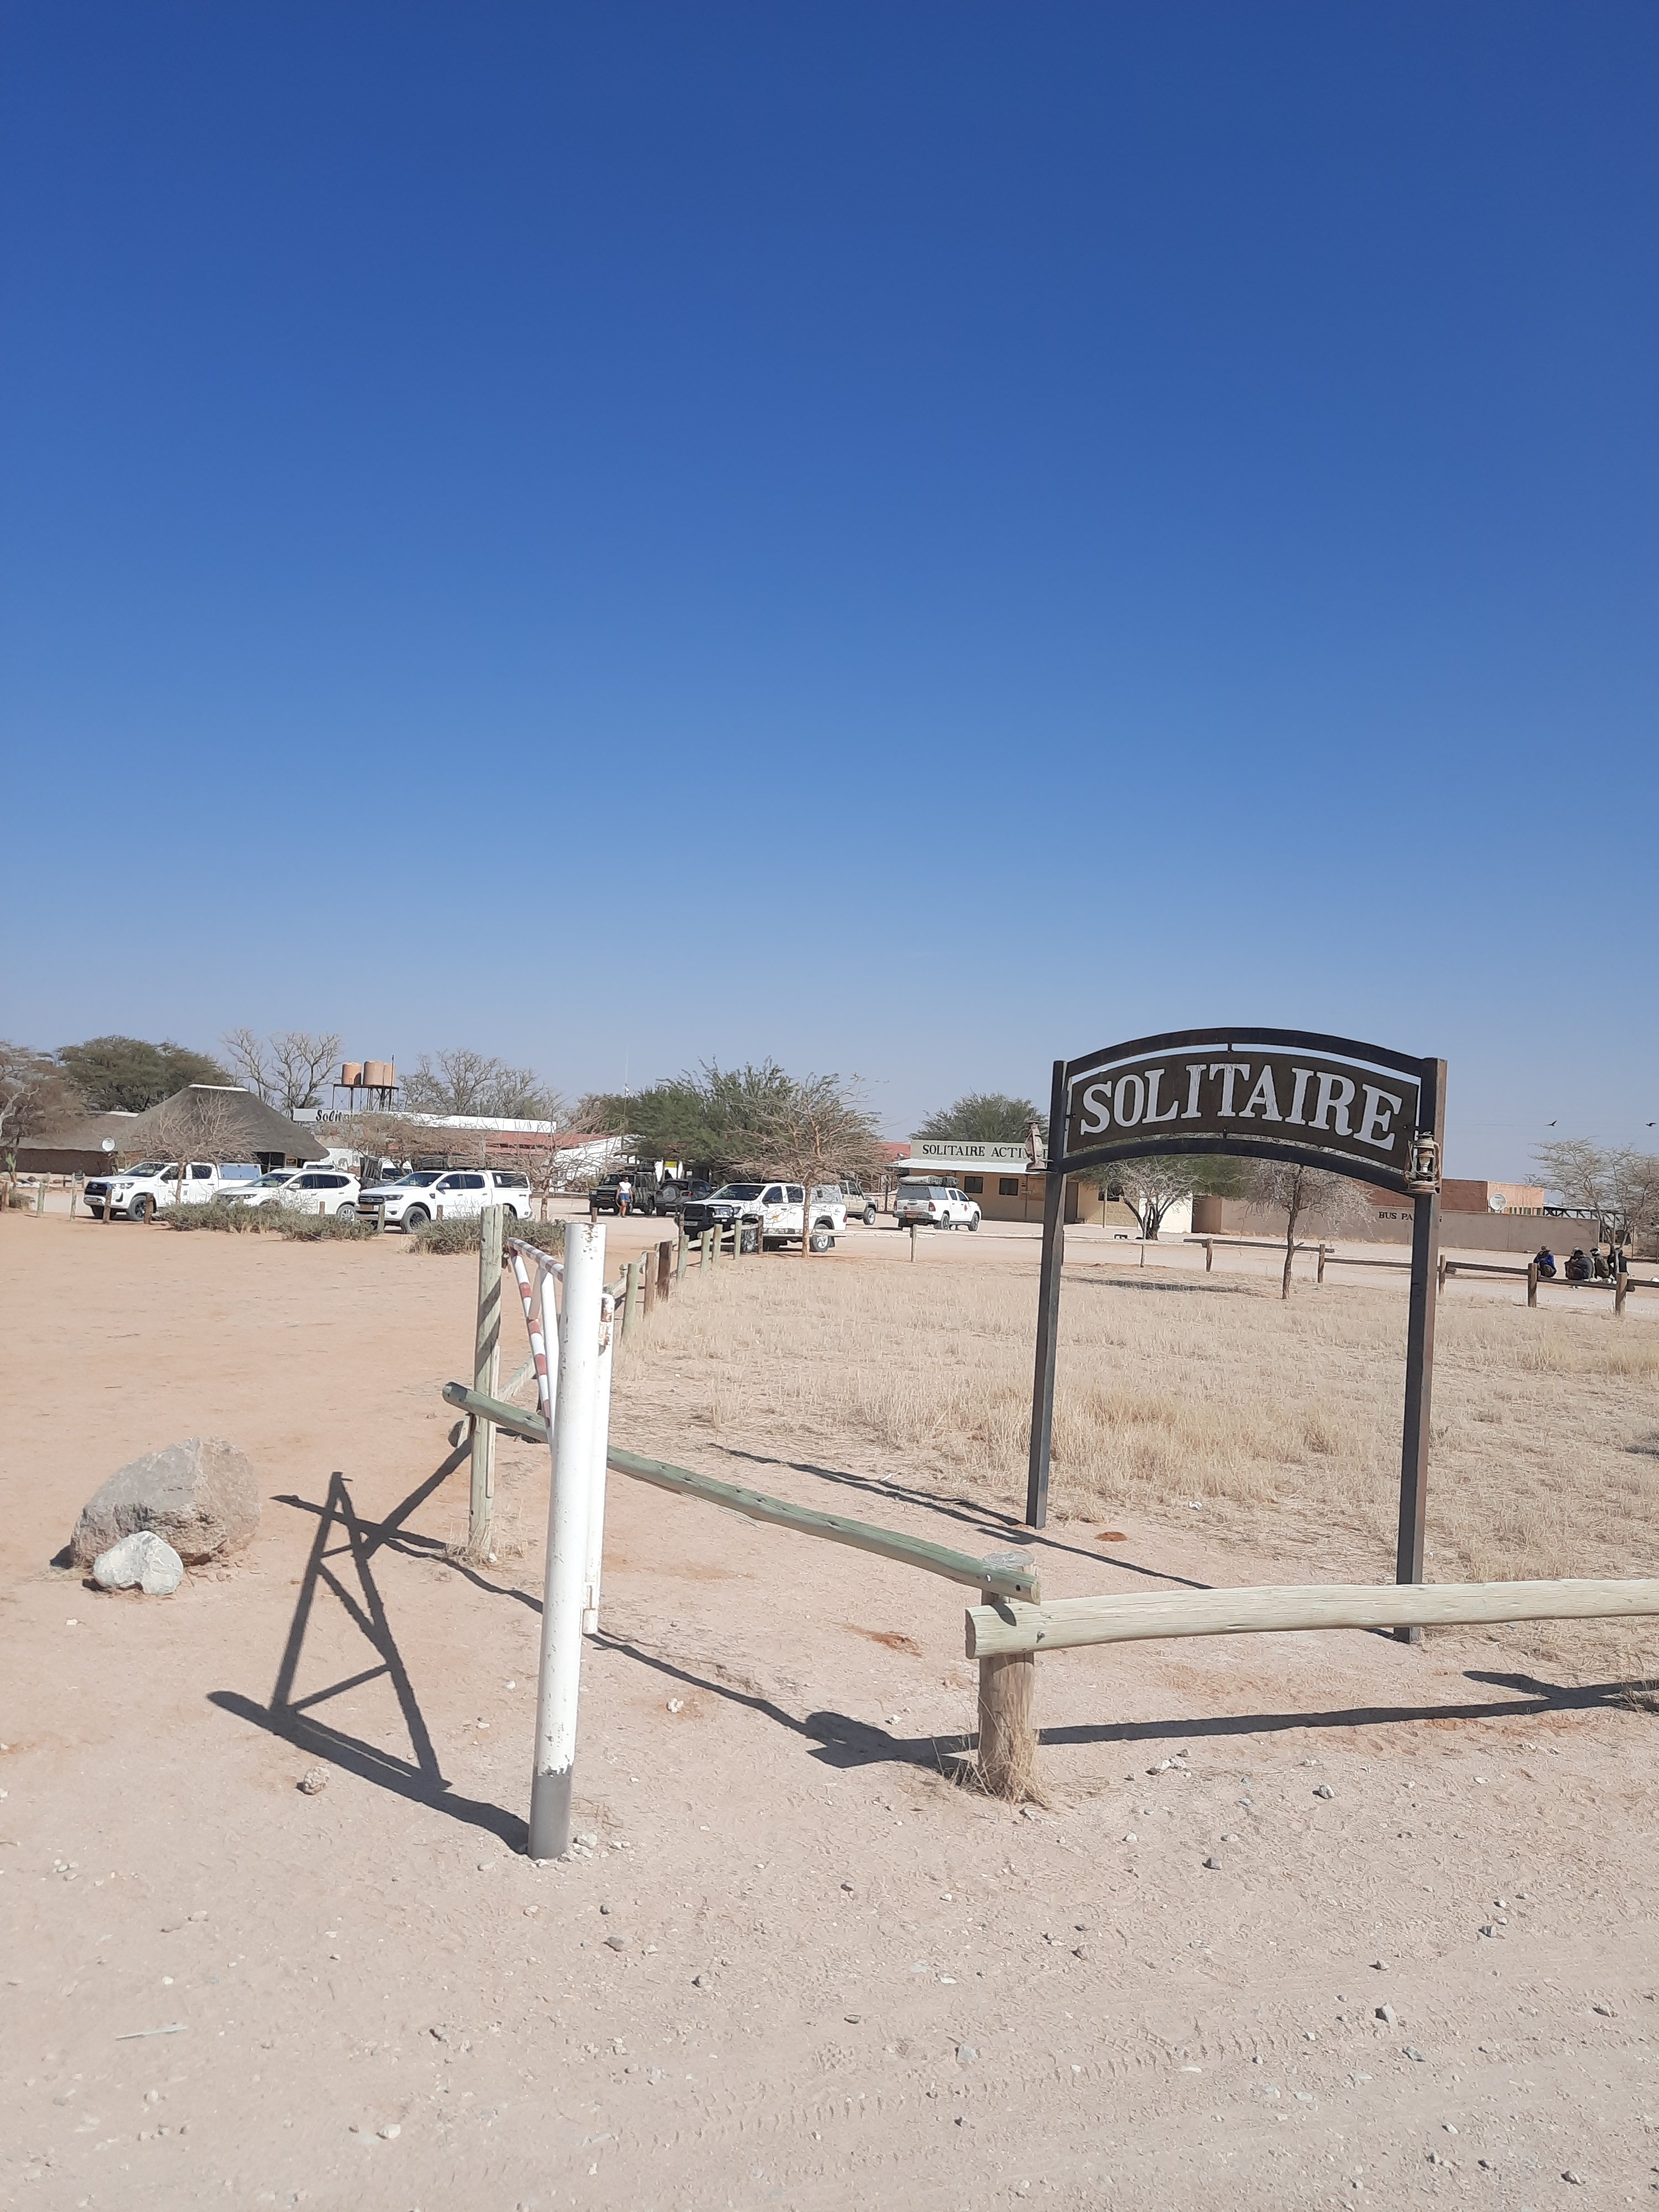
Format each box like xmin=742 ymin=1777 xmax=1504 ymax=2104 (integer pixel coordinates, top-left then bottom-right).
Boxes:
xmin=409 ymin=1213 xmax=566 ymax=1258
xmin=165 ymin=1198 xmax=376 ymax=1241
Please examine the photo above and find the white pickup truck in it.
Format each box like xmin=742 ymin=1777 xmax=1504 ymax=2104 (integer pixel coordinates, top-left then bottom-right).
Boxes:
xmin=681 ymin=1181 xmax=847 ymax=1252
xmin=357 ymin=1168 xmax=533 ymax=1232
xmin=83 ymin=1160 xmax=257 ymax=1222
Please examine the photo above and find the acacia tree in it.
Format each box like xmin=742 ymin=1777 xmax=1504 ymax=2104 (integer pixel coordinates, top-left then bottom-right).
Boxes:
xmin=223 ymin=1028 xmax=343 ymax=1112
xmin=0 ymin=1042 xmax=84 ymax=1188
xmin=731 ymin=1071 xmax=885 ymax=1257
xmin=144 ymin=1086 xmax=249 ymax=1166
xmin=1249 ymin=1161 xmax=1369 ymax=1299
xmin=401 ymin=1049 xmax=561 ymax=1121
xmin=1533 ymin=1138 xmax=1659 ymax=1245
xmin=57 ymin=1035 xmax=228 ymax=1112
xmin=1099 ymin=1155 xmax=1201 ymax=1242
xmin=915 ymin=1092 xmax=1047 ymax=1145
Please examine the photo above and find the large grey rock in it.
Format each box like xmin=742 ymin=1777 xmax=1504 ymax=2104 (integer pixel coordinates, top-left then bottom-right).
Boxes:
xmin=71 ymin=1436 xmax=259 ymax=1567
xmin=92 ymin=1530 xmax=184 ymax=1595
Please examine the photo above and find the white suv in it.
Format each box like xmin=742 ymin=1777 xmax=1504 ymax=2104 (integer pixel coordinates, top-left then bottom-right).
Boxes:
xmin=359 ymin=1168 xmax=531 ymax=1232
xmin=229 ymin=1167 xmax=362 ymax=1218
xmin=894 ymin=1180 xmax=980 ymax=1232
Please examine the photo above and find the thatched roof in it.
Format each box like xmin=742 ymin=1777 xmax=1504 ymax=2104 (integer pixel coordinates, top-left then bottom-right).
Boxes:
xmin=19 ymin=1085 xmax=326 ymax=1168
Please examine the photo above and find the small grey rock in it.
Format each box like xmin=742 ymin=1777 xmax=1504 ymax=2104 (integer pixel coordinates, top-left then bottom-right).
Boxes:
xmin=1376 ymin=2004 xmax=1397 ymax=2026
xmin=1402 ymin=2046 xmax=1425 ymax=2063
xmin=72 ymin=1436 xmax=259 ymax=1567
xmin=956 ymin=2044 xmax=978 ymax=2064
xmin=604 ymin=1934 xmax=627 ymax=1952
xmin=298 ymin=1766 xmax=329 ymax=1795
xmin=1563 ymin=2172 xmax=1586 ymax=2186
xmin=1312 ymin=1783 xmax=1334 ymax=1800
xmin=1202 ymin=1856 xmax=1221 ymax=1870
xmin=92 ymin=1530 xmax=183 ymax=1595
xmin=1590 ymin=2002 xmax=1613 ymax=2017
xmin=692 ymin=1973 xmax=712 ymax=1989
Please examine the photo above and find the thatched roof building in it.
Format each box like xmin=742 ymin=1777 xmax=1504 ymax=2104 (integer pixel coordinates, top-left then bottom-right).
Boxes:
xmin=17 ymin=1086 xmax=327 ymax=1176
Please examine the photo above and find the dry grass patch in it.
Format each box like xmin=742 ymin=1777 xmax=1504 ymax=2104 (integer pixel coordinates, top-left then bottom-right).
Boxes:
xmin=614 ymin=1258 xmax=1659 ymax=1593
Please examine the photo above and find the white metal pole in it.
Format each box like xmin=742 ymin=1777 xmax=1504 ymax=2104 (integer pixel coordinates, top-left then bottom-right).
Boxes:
xmin=529 ymin=1217 xmax=604 ymax=1860
xmin=581 ymin=1291 xmax=616 ymax=1635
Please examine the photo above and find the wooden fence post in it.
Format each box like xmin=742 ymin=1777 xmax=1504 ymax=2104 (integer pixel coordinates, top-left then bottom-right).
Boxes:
xmin=1317 ymin=1242 xmax=1327 ymax=1286
xmin=1615 ymin=1269 xmax=1629 ymax=1318
xmin=468 ymin=1204 xmax=504 ymax=1557
xmin=976 ymin=1552 xmax=1039 ymax=1800
xmin=1527 ymin=1260 xmax=1539 ymax=1309
xmin=1437 ymin=1254 xmax=1448 ymax=1290
xmin=642 ymin=1240 xmax=658 ymax=1319
xmin=1203 ymin=1237 xmax=1213 ymax=1272
xmin=676 ymin=1225 xmax=688 ymax=1280
xmin=657 ymin=1238 xmax=673 ymax=1302
xmin=621 ymin=1255 xmax=640 ymax=1337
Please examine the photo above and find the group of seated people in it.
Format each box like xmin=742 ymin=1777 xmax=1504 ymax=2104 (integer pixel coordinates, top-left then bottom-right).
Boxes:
xmin=1532 ymin=1244 xmax=1620 ymax=1281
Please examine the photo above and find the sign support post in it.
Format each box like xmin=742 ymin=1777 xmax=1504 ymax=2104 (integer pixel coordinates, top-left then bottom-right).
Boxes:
xmin=1394 ymin=1056 xmax=1446 ymax=1636
xmin=1024 ymin=1059 xmax=1069 ymax=1531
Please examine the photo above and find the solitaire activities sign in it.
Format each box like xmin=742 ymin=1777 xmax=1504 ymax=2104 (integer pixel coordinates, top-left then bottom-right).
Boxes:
xmin=1026 ymin=1028 xmax=1447 ymax=1630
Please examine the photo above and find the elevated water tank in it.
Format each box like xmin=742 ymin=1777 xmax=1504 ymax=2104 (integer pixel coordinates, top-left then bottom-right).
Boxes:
xmin=341 ymin=1062 xmax=363 ymax=1089
xmin=364 ymin=1060 xmax=395 ymax=1089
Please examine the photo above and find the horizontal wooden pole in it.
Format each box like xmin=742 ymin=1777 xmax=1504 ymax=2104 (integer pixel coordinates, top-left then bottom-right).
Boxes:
xmin=965 ymin=1576 xmax=1659 ymax=1657
xmin=439 ymin=1383 xmax=1039 ymax=1599
xmin=443 ymin=1380 xmax=547 ymax=1443
xmin=606 ymin=1445 xmax=1039 ymax=1599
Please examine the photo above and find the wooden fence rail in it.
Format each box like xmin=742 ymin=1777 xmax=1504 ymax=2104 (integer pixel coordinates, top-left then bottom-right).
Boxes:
xmin=966 ymin=1575 xmax=1659 ymax=1657
xmin=438 ymin=1382 xmax=1039 ymax=1599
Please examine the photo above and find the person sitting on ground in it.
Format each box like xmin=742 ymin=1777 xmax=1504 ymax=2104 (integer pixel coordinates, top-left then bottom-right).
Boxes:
xmin=1564 ymin=1247 xmax=1591 ymax=1281
xmin=1533 ymin=1245 xmax=1557 ymax=1277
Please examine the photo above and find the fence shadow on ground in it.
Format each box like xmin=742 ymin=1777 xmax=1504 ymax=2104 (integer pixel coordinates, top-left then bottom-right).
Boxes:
xmin=593 ymin=1631 xmax=969 ymax=1778
xmin=208 ymin=1449 xmax=528 ymax=1848
xmin=597 ymin=1634 xmax=1653 ymax=1778
xmin=720 ymin=1443 xmax=1214 ymax=1590
xmin=1035 ymin=1667 xmax=1655 ymax=1753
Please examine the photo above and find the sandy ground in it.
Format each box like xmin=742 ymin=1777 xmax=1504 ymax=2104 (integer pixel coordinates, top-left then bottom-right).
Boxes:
xmin=3 ymin=1212 xmax=1657 ymax=2211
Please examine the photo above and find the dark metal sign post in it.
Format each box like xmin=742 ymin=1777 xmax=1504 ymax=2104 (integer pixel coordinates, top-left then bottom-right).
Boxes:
xmin=1024 ymin=1028 xmax=1446 ymax=1639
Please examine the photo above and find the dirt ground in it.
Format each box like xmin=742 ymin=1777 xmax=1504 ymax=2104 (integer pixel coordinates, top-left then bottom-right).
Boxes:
xmin=3 ymin=1212 xmax=1657 ymax=2211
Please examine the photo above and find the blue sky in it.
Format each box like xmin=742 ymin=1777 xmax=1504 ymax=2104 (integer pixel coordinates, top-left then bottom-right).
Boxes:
xmin=2 ymin=3 xmax=1654 ymax=1170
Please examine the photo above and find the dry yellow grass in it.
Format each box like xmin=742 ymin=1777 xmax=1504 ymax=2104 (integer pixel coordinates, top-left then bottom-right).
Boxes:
xmin=614 ymin=1256 xmax=1659 ymax=1591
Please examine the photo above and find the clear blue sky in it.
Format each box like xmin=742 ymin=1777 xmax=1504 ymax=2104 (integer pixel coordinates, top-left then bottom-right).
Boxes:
xmin=3 ymin=3 xmax=1654 ymax=1171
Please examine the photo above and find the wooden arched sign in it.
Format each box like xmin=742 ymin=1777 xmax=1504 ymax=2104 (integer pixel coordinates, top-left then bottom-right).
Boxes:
xmin=1025 ymin=1029 xmax=1446 ymax=1630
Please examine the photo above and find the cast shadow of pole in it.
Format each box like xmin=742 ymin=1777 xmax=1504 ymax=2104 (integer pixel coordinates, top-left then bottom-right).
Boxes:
xmin=208 ymin=1451 xmax=526 ymax=1849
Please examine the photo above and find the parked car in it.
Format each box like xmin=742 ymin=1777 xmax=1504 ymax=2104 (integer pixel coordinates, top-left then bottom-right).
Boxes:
xmin=591 ymin=1171 xmax=660 ymax=1216
xmin=654 ymin=1176 xmax=714 ymax=1218
xmin=682 ymin=1180 xmax=846 ymax=1252
xmin=839 ymin=1177 xmax=879 ymax=1225
xmin=82 ymin=1160 xmax=255 ymax=1223
xmin=358 ymin=1168 xmax=531 ymax=1232
xmin=226 ymin=1167 xmax=362 ymax=1218
xmin=894 ymin=1179 xmax=980 ymax=1232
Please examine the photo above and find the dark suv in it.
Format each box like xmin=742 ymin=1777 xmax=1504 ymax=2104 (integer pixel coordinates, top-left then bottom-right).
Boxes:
xmin=654 ymin=1176 xmax=713 ymax=1218
xmin=590 ymin=1171 xmax=659 ymax=1216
